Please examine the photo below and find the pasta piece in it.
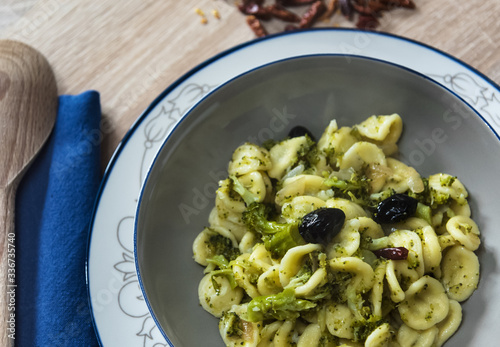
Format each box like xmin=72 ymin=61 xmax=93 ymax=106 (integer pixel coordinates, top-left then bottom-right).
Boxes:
xmin=249 ymin=244 xmax=274 ymax=272
xmin=357 ymin=216 xmax=385 ymax=240
xmin=276 ymin=174 xmax=328 ymax=206
xmin=449 ymin=199 xmax=471 ymax=217
xmin=281 ymin=196 xmax=326 ymax=224
xmin=297 ymin=324 xmax=322 ymax=347
xmin=268 ymin=136 xmax=311 ymax=179
xmin=365 ymin=162 xmax=393 ymax=193
xmin=415 ymin=226 xmax=442 ymax=274
xmin=440 ymin=245 xmax=480 ymax=301
xmin=329 ymin=257 xmax=375 ymax=295
xmin=338 ymin=141 xmax=387 ymax=171
xmin=257 ymin=265 xmax=282 ymax=296
xmin=428 ymin=174 xmax=468 ymax=205
xmin=233 ymin=254 xmax=261 ymax=299
xmin=398 ymin=276 xmax=450 ymax=330
xmin=326 ymin=302 xmax=355 ymax=339
xmin=192 ymin=227 xmax=238 ymax=266
xmin=396 ymin=324 xmax=438 ymax=347
xmin=437 ymin=232 xmax=457 ymax=252
xmin=272 ymin=320 xmax=294 ymax=347
xmin=327 ymin=218 xmax=361 ymax=258
xmin=258 ymin=321 xmax=282 ymax=347
xmin=385 ymin=259 xmax=419 ymax=303
xmin=220 ymin=304 xmax=260 ymax=347
xmin=382 ymin=158 xmax=424 ymax=194
xmin=370 ymin=262 xmax=387 ymax=317
xmin=198 ymin=274 xmax=244 ymax=317
xmin=214 ymin=179 xmax=247 ymax=240
xmin=236 ymin=171 xmax=272 ymax=203
xmin=209 ymin=207 xmax=248 ymax=242
xmin=355 ymin=114 xmax=403 ymax=155
xmin=294 ymin=267 xmax=328 ymax=297
xmin=338 ymin=340 xmax=364 ymax=347
xmin=317 ymin=122 xmax=358 ymax=165
xmin=388 ymin=230 xmax=425 ymax=277
xmin=364 ymin=323 xmax=393 ymax=347
xmin=392 ymin=217 xmax=430 ymax=231
xmin=325 ymin=198 xmax=368 ymax=220
xmin=317 ymin=119 xmax=339 ymax=152
xmin=239 ymin=231 xmax=258 ymax=254
xmin=279 ymin=244 xmax=322 ymax=287
xmin=228 ymin=143 xmax=272 ymax=176
xmin=445 ymin=215 xmax=481 ymax=251
xmin=435 ymin=299 xmax=462 ymax=347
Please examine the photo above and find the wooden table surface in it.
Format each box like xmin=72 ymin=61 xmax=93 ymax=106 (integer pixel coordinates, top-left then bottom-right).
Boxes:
xmin=0 ymin=1 xmax=499 ymax=345
xmin=1 ymin=0 xmax=499 ymax=169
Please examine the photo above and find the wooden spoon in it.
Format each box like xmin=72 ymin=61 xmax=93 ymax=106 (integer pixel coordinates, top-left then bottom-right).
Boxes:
xmin=0 ymin=40 xmax=58 ymax=346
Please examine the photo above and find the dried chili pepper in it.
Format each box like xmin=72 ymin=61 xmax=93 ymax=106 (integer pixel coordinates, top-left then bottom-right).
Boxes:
xmin=356 ymin=13 xmax=379 ymax=29
xmin=379 ymin=0 xmax=415 ymax=9
xmin=246 ymin=15 xmax=268 ymax=37
xmin=338 ymin=0 xmax=354 ymax=18
xmin=241 ymin=0 xmax=265 ymax=5
xmin=239 ymin=2 xmax=272 ymax=20
xmin=267 ymin=4 xmax=301 ymax=22
xmin=372 ymin=247 xmax=409 ymax=260
xmin=235 ymin=0 xmax=416 ymax=37
xmin=320 ymin=0 xmax=339 ymax=20
xmin=299 ymin=1 xmax=327 ymax=28
xmin=276 ymin=0 xmax=318 ymax=6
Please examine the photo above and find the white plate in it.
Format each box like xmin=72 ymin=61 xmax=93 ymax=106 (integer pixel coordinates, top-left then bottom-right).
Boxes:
xmin=87 ymin=28 xmax=500 ymax=347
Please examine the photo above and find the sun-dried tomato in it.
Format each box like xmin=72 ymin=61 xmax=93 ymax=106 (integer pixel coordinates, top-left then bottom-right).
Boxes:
xmin=267 ymin=4 xmax=301 ymax=22
xmin=299 ymin=1 xmax=327 ymax=28
xmin=246 ymin=15 xmax=268 ymax=37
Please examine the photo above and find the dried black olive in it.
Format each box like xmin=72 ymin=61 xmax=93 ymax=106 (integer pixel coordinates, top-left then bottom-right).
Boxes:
xmin=288 ymin=125 xmax=316 ymax=141
xmin=299 ymin=208 xmax=346 ymax=245
xmin=374 ymin=194 xmax=418 ymax=223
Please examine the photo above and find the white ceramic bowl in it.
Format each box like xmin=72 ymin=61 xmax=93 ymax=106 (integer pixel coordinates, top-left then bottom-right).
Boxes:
xmin=135 ymin=54 xmax=500 ymax=346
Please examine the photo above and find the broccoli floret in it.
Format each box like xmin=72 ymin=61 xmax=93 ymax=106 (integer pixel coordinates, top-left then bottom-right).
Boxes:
xmin=246 ymin=287 xmax=316 ymax=322
xmin=221 ymin=311 xmax=244 ymax=338
xmin=323 ymin=171 xmax=372 ymax=207
xmin=352 ymin=315 xmax=384 ymax=342
xmin=242 ymin=203 xmax=305 ymax=258
xmin=408 ymin=177 xmax=450 ymax=209
xmin=206 ymin=233 xmax=241 ymax=261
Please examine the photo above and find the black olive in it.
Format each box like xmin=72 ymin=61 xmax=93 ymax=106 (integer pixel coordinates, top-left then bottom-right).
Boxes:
xmin=299 ymin=208 xmax=346 ymax=245
xmin=374 ymin=194 xmax=418 ymax=223
xmin=288 ymin=126 xmax=316 ymax=142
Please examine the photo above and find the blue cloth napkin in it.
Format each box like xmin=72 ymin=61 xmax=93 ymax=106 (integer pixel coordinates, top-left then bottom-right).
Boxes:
xmin=15 ymin=91 xmax=101 ymax=346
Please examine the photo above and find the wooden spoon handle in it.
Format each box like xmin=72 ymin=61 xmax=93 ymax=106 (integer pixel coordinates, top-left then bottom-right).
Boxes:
xmin=0 ymin=185 xmax=16 ymax=347
xmin=0 ymin=40 xmax=57 ymax=347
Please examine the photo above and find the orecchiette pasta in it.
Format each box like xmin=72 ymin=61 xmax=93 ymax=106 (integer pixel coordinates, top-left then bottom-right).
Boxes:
xmin=192 ymin=115 xmax=481 ymax=346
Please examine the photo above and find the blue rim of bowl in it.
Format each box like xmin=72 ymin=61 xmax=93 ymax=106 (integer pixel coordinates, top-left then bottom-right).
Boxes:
xmin=132 ymin=52 xmax=499 ymax=346
xmin=86 ymin=27 xmax=500 ymax=346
